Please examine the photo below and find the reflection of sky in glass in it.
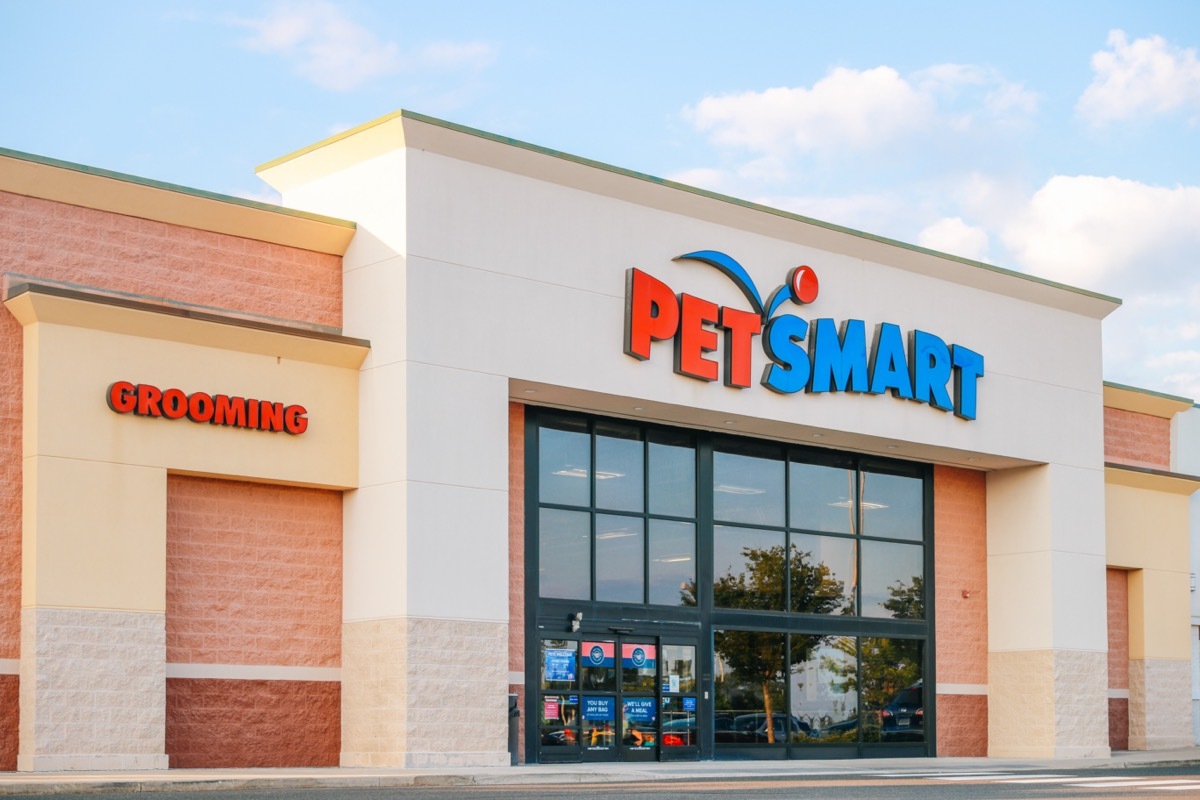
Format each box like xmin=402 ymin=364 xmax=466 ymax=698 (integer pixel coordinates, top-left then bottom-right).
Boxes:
xmin=860 ymin=540 xmax=923 ymax=619
xmin=649 ymin=520 xmax=695 ymax=606
xmin=860 ymin=471 xmax=923 ymax=541
xmin=595 ymin=425 xmax=643 ymax=513
xmin=649 ymin=438 xmax=695 ymax=517
xmin=539 ymin=423 xmax=590 ymax=507
xmin=538 ymin=508 xmax=590 ymax=600
xmin=789 ymin=461 xmax=856 ymax=534
xmin=596 ymin=515 xmax=644 ymax=603
xmin=713 ymin=450 xmax=784 ymax=527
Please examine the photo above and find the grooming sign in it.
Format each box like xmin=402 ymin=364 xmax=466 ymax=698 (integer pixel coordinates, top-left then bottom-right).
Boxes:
xmin=623 ymin=251 xmax=984 ymax=420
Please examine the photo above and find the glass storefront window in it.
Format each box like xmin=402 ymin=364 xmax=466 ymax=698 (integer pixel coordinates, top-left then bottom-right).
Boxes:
xmin=538 ymin=508 xmax=590 ymax=600
xmin=713 ymin=445 xmax=785 ymax=527
xmin=790 ymin=533 xmax=856 ymax=615
xmin=580 ymin=640 xmax=616 ymax=691
xmin=540 ymin=639 xmax=578 ymax=690
xmin=662 ymin=644 xmax=697 ymax=694
xmin=539 ymin=416 xmax=590 ymax=507
xmin=581 ymin=696 xmax=617 ymax=749
xmin=789 ymin=635 xmax=858 ymax=742
xmin=713 ymin=526 xmax=786 ymax=611
xmin=860 ymin=470 xmax=923 ymax=541
xmin=596 ymin=515 xmax=644 ymax=603
xmin=860 ymin=540 xmax=924 ymax=619
xmin=661 ymin=696 xmax=696 ymax=746
xmin=595 ymin=422 xmax=644 ymax=513
xmin=649 ymin=520 xmax=695 ymax=607
xmin=789 ymin=460 xmax=856 ymax=534
xmin=861 ymin=638 xmax=924 ymax=743
xmin=622 ymin=697 xmax=658 ymax=748
xmin=531 ymin=411 xmax=934 ymax=761
xmin=648 ymin=430 xmax=695 ymax=517
xmin=539 ymin=693 xmax=580 ymax=748
xmin=713 ymin=630 xmax=786 ymax=745
xmin=621 ymin=643 xmax=658 ymax=692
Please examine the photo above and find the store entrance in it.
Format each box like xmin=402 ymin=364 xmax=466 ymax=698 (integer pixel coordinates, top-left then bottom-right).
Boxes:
xmin=537 ymin=635 xmax=699 ymax=763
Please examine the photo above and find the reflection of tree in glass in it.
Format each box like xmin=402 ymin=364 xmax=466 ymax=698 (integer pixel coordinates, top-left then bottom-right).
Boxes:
xmin=686 ymin=546 xmax=845 ymax=743
xmin=883 ymin=575 xmax=924 ymax=620
xmin=808 ymin=577 xmax=923 ymax=742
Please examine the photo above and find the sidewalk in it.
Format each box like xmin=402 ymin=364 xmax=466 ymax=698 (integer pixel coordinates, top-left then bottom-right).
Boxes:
xmin=2 ymin=749 xmax=1200 ymax=796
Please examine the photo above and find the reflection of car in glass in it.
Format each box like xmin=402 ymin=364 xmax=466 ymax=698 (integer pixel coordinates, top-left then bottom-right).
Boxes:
xmin=660 ymin=718 xmax=697 ymax=746
xmin=815 ymin=717 xmax=859 ymax=741
xmin=880 ymin=682 xmax=923 ymax=742
xmin=540 ymin=728 xmax=577 ymax=746
xmin=714 ymin=713 xmax=809 ymax=743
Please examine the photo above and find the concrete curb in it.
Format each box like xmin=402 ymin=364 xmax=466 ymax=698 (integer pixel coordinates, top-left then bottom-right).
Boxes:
xmin=4 ymin=753 xmax=1200 ymax=796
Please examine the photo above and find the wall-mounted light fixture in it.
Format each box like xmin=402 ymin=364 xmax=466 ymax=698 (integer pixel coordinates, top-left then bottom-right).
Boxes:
xmin=569 ymin=612 xmax=583 ymax=632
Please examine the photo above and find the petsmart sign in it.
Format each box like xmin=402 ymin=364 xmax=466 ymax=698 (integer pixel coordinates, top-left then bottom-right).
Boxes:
xmin=623 ymin=251 xmax=984 ymax=420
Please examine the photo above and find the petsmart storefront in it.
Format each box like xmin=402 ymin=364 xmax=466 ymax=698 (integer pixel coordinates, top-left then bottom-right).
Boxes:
xmin=0 ymin=111 xmax=1195 ymax=770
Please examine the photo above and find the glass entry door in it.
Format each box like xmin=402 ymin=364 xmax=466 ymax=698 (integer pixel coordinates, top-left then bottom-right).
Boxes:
xmin=539 ymin=634 xmax=699 ymax=762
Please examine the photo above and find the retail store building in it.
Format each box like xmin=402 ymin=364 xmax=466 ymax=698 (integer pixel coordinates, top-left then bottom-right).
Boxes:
xmin=0 ymin=111 xmax=1196 ymax=770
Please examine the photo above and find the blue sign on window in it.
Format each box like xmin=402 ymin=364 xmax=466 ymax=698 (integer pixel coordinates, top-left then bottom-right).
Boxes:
xmin=623 ymin=697 xmax=657 ymax=724
xmin=583 ymin=696 xmax=615 ymax=721
xmin=544 ymin=648 xmax=576 ymax=682
xmin=682 ymin=696 xmax=697 ymax=712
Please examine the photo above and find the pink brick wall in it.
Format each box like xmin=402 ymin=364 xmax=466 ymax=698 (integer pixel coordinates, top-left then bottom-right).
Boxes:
xmin=1107 ymin=568 xmax=1129 ymax=751
xmin=0 ymin=190 xmax=344 ymax=757
xmin=933 ymin=465 xmax=988 ymax=756
xmin=0 ymin=674 xmax=15 ymax=771
xmin=1104 ymin=407 xmax=1171 ymax=470
xmin=166 ymin=475 xmax=342 ymax=668
xmin=166 ymin=678 xmax=339 ymax=767
xmin=508 ymin=402 xmax=526 ymax=762
xmin=1107 ymin=568 xmax=1129 ymax=690
xmin=0 ymin=191 xmax=342 ymax=328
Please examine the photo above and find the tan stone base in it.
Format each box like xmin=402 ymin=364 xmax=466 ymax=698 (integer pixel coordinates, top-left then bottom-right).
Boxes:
xmin=342 ymin=616 xmax=508 ymax=768
xmin=1130 ymin=658 xmax=1192 ymax=750
xmin=988 ymin=649 xmax=1109 ymax=758
xmin=19 ymin=607 xmax=167 ymax=772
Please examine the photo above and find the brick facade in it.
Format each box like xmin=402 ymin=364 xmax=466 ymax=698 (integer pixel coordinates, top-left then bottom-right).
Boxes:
xmin=1104 ymin=407 xmax=1171 ymax=470
xmin=933 ymin=465 xmax=988 ymax=756
xmin=164 ymin=476 xmax=341 ymax=767
xmin=165 ymin=679 xmax=340 ymax=767
xmin=507 ymin=402 xmax=526 ymax=762
xmin=166 ymin=476 xmax=342 ymax=669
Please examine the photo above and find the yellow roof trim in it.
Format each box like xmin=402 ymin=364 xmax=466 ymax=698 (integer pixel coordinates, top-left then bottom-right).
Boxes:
xmin=0 ymin=147 xmax=356 ymax=256
xmin=1103 ymin=382 xmax=1194 ymax=419
xmin=1105 ymin=463 xmax=1200 ymax=495
xmin=4 ymin=281 xmax=370 ymax=370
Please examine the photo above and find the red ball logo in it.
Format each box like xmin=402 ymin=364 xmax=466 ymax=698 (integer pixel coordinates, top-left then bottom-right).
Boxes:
xmin=789 ymin=266 xmax=819 ymax=305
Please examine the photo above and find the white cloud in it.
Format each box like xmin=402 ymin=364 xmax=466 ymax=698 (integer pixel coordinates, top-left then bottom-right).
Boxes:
xmin=229 ymin=2 xmax=495 ymax=91
xmin=684 ymin=67 xmax=932 ymax=158
xmin=1001 ymin=175 xmax=1200 ymax=294
xmin=999 ymin=174 xmax=1200 ymax=398
xmin=917 ymin=217 xmax=990 ymax=262
xmin=683 ymin=63 xmax=1036 ymax=159
xmin=1077 ymin=30 xmax=1200 ymax=125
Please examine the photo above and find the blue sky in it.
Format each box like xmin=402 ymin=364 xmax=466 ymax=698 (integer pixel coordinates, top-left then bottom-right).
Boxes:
xmin=3 ymin=1 xmax=1200 ymax=397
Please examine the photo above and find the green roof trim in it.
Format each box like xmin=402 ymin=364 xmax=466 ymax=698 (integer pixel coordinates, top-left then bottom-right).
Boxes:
xmin=261 ymin=109 xmax=1120 ymax=308
xmin=1103 ymin=380 xmax=1194 ymax=405
xmin=0 ymin=146 xmax=356 ymax=229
